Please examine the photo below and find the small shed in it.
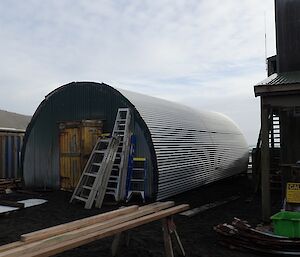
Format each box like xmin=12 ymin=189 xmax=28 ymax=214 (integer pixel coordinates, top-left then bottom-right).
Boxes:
xmin=22 ymin=82 xmax=248 ymax=200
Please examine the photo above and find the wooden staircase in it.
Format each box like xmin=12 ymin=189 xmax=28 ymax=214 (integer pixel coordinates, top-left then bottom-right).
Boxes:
xmin=252 ymin=111 xmax=281 ymax=191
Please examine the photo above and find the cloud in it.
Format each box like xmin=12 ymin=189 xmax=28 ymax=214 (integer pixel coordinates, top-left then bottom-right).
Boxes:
xmin=0 ymin=0 xmax=275 ymax=144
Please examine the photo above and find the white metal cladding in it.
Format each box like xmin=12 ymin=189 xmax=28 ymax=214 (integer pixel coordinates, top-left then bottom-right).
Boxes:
xmin=119 ymin=89 xmax=249 ymax=200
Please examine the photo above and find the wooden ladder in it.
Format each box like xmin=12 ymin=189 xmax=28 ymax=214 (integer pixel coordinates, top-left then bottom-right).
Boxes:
xmin=70 ymin=136 xmax=120 ymax=209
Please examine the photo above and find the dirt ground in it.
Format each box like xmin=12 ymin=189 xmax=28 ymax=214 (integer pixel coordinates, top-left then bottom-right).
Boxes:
xmin=0 ymin=174 xmax=282 ymax=257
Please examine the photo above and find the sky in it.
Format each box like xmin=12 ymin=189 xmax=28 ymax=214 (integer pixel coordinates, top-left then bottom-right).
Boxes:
xmin=0 ymin=0 xmax=276 ymax=145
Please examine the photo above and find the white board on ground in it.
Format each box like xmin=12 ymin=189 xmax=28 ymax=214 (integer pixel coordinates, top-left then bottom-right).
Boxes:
xmin=0 ymin=199 xmax=48 ymax=214
xmin=18 ymin=199 xmax=48 ymax=208
xmin=0 ymin=206 xmax=18 ymax=213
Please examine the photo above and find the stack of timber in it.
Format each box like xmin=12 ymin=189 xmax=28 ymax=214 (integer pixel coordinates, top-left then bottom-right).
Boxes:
xmin=0 ymin=201 xmax=189 ymax=257
xmin=0 ymin=179 xmax=22 ymax=193
xmin=215 ymin=217 xmax=300 ymax=255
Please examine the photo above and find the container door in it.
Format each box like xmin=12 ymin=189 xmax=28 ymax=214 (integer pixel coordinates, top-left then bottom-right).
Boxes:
xmin=59 ymin=126 xmax=82 ymax=190
xmin=81 ymin=123 xmax=103 ymax=170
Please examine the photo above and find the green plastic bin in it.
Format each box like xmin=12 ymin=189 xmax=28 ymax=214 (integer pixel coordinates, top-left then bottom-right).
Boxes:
xmin=271 ymin=211 xmax=300 ymax=238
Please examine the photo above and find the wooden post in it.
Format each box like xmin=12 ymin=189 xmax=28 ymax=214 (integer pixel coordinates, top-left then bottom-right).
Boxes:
xmin=168 ymin=218 xmax=185 ymax=256
xmin=162 ymin=216 xmax=185 ymax=257
xmin=261 ymin=98 xmax=271 ymax=222
xmin=111 ymin=233 xmax=122 ymax=257
xmin=162 ymin=218 xmax=174 ymax=257
xmin=111 ymin=232 xmax=130 ymax=257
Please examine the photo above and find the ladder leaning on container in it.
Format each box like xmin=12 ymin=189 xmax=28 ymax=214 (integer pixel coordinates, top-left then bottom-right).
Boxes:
xmin=70 ymin=108 xmax=132 ymax=209
xmin=105 ymin=108 xmax=132 ymax=202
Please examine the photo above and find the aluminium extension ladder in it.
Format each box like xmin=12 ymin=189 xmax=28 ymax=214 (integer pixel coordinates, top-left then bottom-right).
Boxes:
xmin=70 ymin=136 xmax=120 ymax=209
xmin=105 ymin=108 xmax=132 ymax=201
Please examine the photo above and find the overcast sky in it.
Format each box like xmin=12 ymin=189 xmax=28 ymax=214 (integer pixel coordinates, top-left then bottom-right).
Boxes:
xmin=0 ymin=0 xmax=276 ymax=145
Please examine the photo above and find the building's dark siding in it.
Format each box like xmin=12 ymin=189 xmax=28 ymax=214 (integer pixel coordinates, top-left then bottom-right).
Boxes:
xmin=276 ymin=0 xmax=300 ymax=72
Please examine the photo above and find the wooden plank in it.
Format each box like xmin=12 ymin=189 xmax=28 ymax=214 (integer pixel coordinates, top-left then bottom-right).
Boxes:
xmin=35 ymin=201 xmax=175 ymax=243
xmin=21 ymin=205 xmax=138 ymax=243
xmin=22 ymin=202 xmax=174 ymax=244
xmin=0 ymin=204 xmax=189 ymax=257
xmin=138 ymin=201 xmax=174 ymax=211
xmin=0 ymin=242 xmax=24 ymax=253
xmin=61 ymin=201 xmax=176 ymax=242
xmin=4 ymin=202 xmax=173 ymax=253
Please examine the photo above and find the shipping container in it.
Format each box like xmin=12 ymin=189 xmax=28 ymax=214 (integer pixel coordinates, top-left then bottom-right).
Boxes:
xmin=0 ymin=128 xmax=25 ymax=178
xmin=59 ymin=120 xmax=103 ymax=190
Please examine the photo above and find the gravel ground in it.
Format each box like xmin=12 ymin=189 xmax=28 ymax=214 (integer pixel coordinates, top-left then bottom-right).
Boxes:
xmin=0 ymin=174 xmax=281 ymax=257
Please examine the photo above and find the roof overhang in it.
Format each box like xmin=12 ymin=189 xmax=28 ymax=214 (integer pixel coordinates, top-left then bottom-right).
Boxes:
xmin=254 ymin=83 xmax=300 ymax=97
xmin=254 ymin=72 xmax=300 ymax=97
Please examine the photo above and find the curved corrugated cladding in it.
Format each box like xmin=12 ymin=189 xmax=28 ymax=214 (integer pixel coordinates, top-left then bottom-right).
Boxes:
xmin=22 ymin=82 xmax=248 ymax=200
xmin=119 ymin=90 xmax=249 ymax=199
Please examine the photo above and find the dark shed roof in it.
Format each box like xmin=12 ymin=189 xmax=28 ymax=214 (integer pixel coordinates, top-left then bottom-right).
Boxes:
xmin=256 ymin=72 xmax=300 ymax=86
xmin=254 ymin=72 xmax=300 ymax=96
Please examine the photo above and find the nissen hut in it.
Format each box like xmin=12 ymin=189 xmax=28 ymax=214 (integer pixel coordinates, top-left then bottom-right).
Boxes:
xmin=22 ymin=82 xmax=248 ymax=201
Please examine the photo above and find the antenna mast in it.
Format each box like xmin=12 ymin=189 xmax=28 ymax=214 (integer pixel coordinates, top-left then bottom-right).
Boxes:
xmin=264 ymin=11 xmax=268 ymax=73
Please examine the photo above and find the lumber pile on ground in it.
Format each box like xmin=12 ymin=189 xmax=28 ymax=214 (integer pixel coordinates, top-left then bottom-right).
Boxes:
xmin=0 ymin=201 xmax=189 ymax=257
xmin=215 ymin=217 xmax=300 ymax=255
xmin=0 ymin=179 xmax=21 ymax=193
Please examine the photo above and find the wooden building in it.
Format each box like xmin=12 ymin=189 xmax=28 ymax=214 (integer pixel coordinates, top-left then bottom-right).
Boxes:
xmin=254 ymin=0 xmax=300 ymax=221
